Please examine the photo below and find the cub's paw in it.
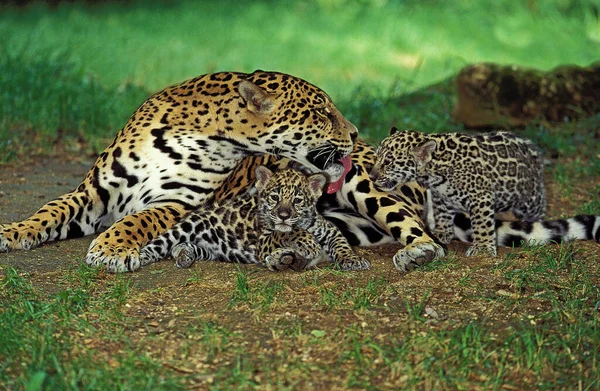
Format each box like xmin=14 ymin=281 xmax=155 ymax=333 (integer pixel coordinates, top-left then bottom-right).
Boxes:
xmin=287 ymin=240 xmax=325 ymax=265
xmin=465 ymin=243 xmax=497 ymax=257
xmin=172 ymin=243 xmax=200 ymax=268
xmin=138 ymin=246 xmax=163 ymax=267
xmin=338 ymin=255 xmax=371 ymax=271
xmin=85 ymin=239 xmax=141 ymax=273
xmin=263 ymin=248 xmax=296 ymax=272
xmin=393 ymin=242 xmax=445 ymax=272
xmin=435 ymin=230 xmax=455 ymax=245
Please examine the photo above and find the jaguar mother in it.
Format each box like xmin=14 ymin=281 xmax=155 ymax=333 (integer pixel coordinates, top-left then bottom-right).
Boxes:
xmin=0 ymin=70 xmax=444 ymax=272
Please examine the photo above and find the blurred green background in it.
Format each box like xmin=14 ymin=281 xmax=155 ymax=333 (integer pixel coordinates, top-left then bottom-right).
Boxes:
xmin=0 ymin=0 xmax=599 ymax=158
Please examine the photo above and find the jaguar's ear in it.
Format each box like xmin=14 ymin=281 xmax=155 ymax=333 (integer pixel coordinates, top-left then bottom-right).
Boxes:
xmin=412 ymin=140 xmax=436 ymax=167
xmin=254 ymin=165 xmax=273 ymax=190
xmin=389 ymin=127 xmax=400 ymax=136
xmin=307 ymin=173 xmax=327 ymax=198
xmin=239 ymin=80 xmax=275 ymax=114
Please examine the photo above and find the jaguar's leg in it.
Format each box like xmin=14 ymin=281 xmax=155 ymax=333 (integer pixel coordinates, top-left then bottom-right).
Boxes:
xmin=1 ymin=178 xmax=105 ymax=251
xmin=337 ymin=158 xmax=445 ymax=272
xmin=305 ymin=216 xmax=370 ymax=271
xmin=86 ymin=203 xmax=187 ymax=273
xmin=465 ymin=191 xmax=497 ymax=256
xmin=430 ymin=194 xmax=455 ymax=245
xmin=513 ymin=194 xmax=546 ymax=222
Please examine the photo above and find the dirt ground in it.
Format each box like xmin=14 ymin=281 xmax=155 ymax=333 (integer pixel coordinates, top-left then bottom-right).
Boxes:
xmin=0 ymin=153 xmax=534 ymax=303
xmin=0 ymin=153 xmax=597 ymax=289
xmin=2 ymin=153 xmax=600 ymax=389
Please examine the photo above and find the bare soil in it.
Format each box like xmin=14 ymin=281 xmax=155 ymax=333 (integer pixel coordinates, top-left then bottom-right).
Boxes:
xmin=1 ymin=152 xmax=599 ymax=389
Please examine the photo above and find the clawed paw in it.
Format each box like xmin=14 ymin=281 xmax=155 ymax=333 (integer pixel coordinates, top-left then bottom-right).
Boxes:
xmin=264 ymin=248 xmax=296 ymax=271
xmin=0 ymin=224 xmax=43 ymax=251
xmin=288 ymin=241 xmax=324 ymax=263
xmin=465 ymin=244 xmax=497 ymax=257
xmin=393 ymin=242 xmax=445 ymax=272
xmin=338 ymin=256 xmax=371 ymax=271
xmin=85 ymin=240 xmax=141 ymax=273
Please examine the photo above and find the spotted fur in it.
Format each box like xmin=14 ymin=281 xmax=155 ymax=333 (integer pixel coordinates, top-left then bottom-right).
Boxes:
xmin=2 ymin=70 xmax=443 ymax=273
xmin=0 ymin=71 xmax=360 ymax=272
xmin=371 ymin=128 xmax=599 ymax=255
xmin=139 ymin=167 xmax=369 ymax=271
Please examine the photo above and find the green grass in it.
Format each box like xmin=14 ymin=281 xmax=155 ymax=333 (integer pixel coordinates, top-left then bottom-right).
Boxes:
xmin=1 ymin=1 xmax=599 ymax=389
xmin=2 ymin=250 xmax=599 ymax=389
xmin=0 ymin=0 xmax=599 ymax=154
xmin=2 ymin=0 xmax=598 ymax=96
xmin=0 ymin=266 xmax=183 ymax=390
xmin=0 ymin=51 xmax=149 ymax=160
xmin=228 ymin=267 xmax=285 ymax=311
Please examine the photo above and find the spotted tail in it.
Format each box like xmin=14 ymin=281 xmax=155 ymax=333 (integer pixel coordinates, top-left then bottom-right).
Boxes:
xmin=496 ymin=216 xmax=600 ymax=246
xmin=453 ymin=214 xmax=600 ymax=247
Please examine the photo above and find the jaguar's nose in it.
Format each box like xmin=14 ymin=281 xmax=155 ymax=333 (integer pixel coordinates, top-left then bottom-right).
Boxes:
xmin=369 ymin=167 xmax=380 ymax=182
xmin=277 ymin=207 xmax=291 ymax=220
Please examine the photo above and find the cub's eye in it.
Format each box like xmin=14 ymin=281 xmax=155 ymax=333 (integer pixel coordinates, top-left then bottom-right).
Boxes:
xmin=293 ymin=197 xmax=304 ymax=205
xmin=269 ymin=194 xmax=280 ymax=202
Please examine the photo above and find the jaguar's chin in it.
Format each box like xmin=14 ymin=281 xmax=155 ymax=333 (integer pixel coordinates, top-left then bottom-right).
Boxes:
xmin=303 ymin=144 xmax=353 ymax=194
xmin=275 ymin=224 xmax=292 ymax=233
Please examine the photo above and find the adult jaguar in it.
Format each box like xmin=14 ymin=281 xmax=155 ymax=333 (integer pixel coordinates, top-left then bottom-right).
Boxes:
xmin=2 ymin=70 xmax=596 ymax=273
xmin=0 ymin=70 xmax=443 ymax=272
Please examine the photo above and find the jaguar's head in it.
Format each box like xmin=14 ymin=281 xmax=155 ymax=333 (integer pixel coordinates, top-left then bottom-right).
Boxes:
xmin=254 ymin=166 xmax=326 ymax=233
xmin=238 ymin=71 xmax=357 ymax=193
xmin=370 ymin=128 xmax=434 ymax=191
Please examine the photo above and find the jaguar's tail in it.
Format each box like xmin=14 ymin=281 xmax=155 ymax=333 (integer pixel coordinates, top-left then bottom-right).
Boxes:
xmin=496 ymin=216 xmax=600 ymax=247
xmin=453 ymin=213 xmax=600 ymax=246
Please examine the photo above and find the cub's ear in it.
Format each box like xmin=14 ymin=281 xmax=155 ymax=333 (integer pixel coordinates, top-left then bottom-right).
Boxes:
xmin=389 ymin=127 xmax=400 ymax=136
xmin=411 ymin=140 xmax=436 ymax=167
xmin=239 ymin=80 xmax=275 ymax=114
xmin=307 ymin=173 xmax=327 ymax=198
xmin=254 ymin=165 xmax=274 ymax=190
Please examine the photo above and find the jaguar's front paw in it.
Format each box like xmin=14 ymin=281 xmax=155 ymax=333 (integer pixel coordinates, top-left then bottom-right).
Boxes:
xmin=86 ymin=239 xmax=141 ymax=273
xmin=465 ymin=243 xmax=497 ymax=257
xmin=393 ymin=242 xmax=445 ymax=272
xmin=0 ymin=223 xmax=45 ymax=251
xmin=338 ymin=255 xmax=371 ymax=271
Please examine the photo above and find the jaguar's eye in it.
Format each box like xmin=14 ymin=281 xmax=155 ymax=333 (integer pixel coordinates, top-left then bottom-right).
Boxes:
xmin=269 ymin=194 xmax=280 ymax=202
xmin=293 ymin=197 xmax=304 ymax=205
xmin=315 ymin=108 xmax=327 ymax=119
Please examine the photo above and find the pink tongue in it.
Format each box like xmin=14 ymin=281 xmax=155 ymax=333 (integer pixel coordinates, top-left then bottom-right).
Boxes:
xmin=326 ymin=155 xmax=353 ymax=194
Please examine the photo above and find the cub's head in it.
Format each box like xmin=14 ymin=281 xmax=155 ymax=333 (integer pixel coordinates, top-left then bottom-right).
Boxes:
xmin=254 ymin=166 xmax=326 ymax=232
xmin=370 ymin=128 xmax=435 ymax=191
xmin=237 ymin=71 xmax=357 ymax=191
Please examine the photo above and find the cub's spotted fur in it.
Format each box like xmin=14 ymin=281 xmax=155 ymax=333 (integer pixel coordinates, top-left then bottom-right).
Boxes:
xmin=140 ymin=166 xmax=369 ymax=271
xmin=371 ymin=129 xmax=548 ymax=256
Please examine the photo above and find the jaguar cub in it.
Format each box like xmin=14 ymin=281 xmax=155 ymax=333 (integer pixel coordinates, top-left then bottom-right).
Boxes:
xmin=370 ymin=128 xmax=545 ymax=256
xmin=139 ymin=166 xmax=369 ymax=272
